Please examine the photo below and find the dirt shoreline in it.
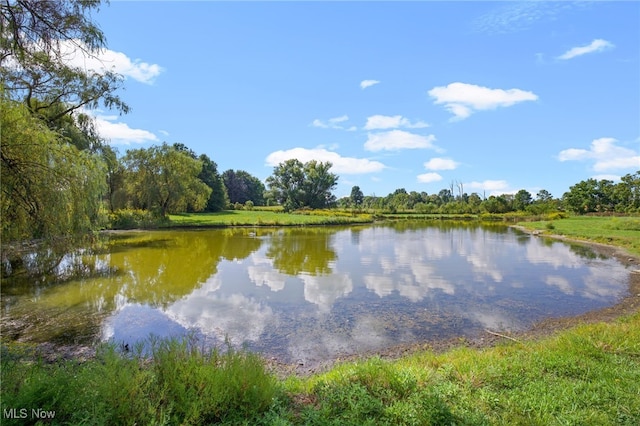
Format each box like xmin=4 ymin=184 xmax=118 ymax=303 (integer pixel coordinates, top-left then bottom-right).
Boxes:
xmin=17 ymin=227 xmax=640 ymax=378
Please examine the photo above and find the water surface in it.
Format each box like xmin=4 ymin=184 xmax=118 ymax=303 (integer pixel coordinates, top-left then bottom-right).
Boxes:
xmin=1 ymin=222 xmax=630 ymax=364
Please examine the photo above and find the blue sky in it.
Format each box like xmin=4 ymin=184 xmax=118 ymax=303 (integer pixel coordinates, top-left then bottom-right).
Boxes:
xmin=81 ymin=1 xmax=639 ymax=199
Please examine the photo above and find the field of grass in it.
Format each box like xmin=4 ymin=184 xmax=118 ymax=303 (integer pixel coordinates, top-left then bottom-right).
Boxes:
xmin=3 ymin=313 xmax=638 ymax=425
xmin=516 ymin=215 xmax=640 ymax=257
xmin=167 ymin=209 xmax=374 ymax=227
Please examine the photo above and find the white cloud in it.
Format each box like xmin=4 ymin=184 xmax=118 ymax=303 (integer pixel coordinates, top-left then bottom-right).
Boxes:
xmin=417 ymin=157 xmax=458 ymax=184
xmin=558 ymin=137 xmax=640 ymax=172
xmin=417 ymin=172 xmax=443 ymax=183
xmin=595 ymin=157 xmax=640 ymax=172
xmin=265 ymin=147 xmax=385 ymax=174
xmin=558 ymin=39 xmax=614 ymax=60
xmin=592 ymin=174 xmax=623 ymax=182
xmin=364 ymin=130 xmax=437 ymax=152
xmin=364 ymin=115 xmax=429 ymax=130
xmin=311 ymin=115 xmax=355 ymax=130
xmin=428 ymin=82 xmax=538 ymax=120
xmin=360 ymin=79 xmax=380 ymax=89
xmin=424 ymin=157 xmax=459 ymax=171
xmin=88 ymin=111 xmax=159 ymax=144
xmin=467 ymin=180 xmax=510 ymax=193
xmin=60 ymin=39 xmax=163 ymax=84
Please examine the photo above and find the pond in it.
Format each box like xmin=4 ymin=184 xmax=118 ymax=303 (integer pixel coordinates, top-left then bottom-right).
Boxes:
xmin=1 ymin=221 xmax=631 ymax=365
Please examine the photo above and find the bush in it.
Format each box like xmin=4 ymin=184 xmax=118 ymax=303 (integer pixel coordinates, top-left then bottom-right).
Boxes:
xmin=546 ymin=212 xmax=568 ymax=221
xmin=108 ymin=209 xmax=165 ymax=229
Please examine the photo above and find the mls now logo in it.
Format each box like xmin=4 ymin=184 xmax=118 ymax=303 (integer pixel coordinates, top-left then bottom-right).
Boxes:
xmin=4 ymin=408 xmax=56 ymax=420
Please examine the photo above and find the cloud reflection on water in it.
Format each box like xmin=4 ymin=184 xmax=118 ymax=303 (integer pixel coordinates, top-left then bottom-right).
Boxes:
xmin=5 ymin=224 xmax=628 ymax=364
xmin=155 ymin=224 xmax=628 ymax=362
xmin=165 ymin=276 xmax=275 ymax=346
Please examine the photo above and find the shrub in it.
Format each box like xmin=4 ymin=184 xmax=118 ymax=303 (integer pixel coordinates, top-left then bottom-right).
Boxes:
xmin=546 ymin=212 xmax=567 ymax=220
xmin=108 ymin=209 xmax=164 ymax=229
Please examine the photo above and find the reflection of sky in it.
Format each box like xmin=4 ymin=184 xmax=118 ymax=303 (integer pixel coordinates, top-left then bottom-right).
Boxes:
xmin=300 ymin=273 xmax=353 ymax=312
xmin=526 ymin=240 xmax=583 ymax=269
xmin=90 ymin=225 xmax=632 ymax=363
xmin=247 ymin=253 xmax=287 ymax=292
xmin=102 ymin=303 xmax=187 ymax=344
xmin=165 ymin=275 xmax=274 ymax=346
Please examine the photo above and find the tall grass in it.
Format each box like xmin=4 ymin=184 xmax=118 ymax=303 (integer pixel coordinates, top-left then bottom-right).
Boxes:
xmin=1 ymin=338 xmax=280 ymax=425
xmin=3 ymin=314 xmax=639 ymax=424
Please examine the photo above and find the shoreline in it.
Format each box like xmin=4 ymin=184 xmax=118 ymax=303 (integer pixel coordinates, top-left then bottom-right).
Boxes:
xmin=6 ymin=224 xmax=640 ymax=378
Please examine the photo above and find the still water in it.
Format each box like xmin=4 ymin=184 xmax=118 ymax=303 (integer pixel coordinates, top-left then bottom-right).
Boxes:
xmin=1 ymin=222 xmax=631 ymax=364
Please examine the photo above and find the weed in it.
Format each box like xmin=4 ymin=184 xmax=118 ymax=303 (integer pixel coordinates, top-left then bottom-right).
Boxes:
xmin=1 ymin=337 xmax=280 ymax=425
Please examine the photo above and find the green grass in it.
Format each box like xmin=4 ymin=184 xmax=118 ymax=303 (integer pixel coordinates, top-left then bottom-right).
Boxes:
xmin=167 ymin=209 xmax=374 ymax=227
xmin=1 ymin=338 xmax=281 ymax=425
xmin=287 ymin=314 xmax=639 ymax=425
xmin=3 ymin=314 xmax=639 ymax=425
xmin=517 ymin=215 xmax=640 ymax=257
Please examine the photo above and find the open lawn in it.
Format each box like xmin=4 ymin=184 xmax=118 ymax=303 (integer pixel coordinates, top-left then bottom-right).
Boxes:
xmin=516 ymin=215 xmax=640 ymax=257
xmin=167 ymin=209 xmax=374 ymax=227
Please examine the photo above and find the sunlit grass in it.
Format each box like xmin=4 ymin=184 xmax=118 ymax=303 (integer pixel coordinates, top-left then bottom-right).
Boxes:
xmin=168 ymin=209 xmax=373 ymax=227
xmin=3 ymin=314 xmax=639 ymax=424
xmin=1 ymin=338 xmax=281 ymax=425
xmin=291 ymin=312 xmax=640 ymax=425
xmin=517 ymin=215 xmax=640 ymax=257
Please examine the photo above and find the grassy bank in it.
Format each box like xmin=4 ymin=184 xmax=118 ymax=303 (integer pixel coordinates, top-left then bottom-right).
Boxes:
xmin=3 ymin=313 xmax=639 ymax=425
xmin=516 ymin=215 xmax=640 ymax=257
xmin=110 ymin=207 xmax=564 ymax=230
xmin=167 ymin=209 xmax=374 ymax=227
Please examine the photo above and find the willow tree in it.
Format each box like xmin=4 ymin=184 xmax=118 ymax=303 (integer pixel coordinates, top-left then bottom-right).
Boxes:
xmin=1 ymin=0 xmax=128 ymax=119
xmin=172 ymin=143 xmax=228 ymax=212
xmin=1 ymin=1 xmax=128 ymax=244
xmin=122 ymin=144 xmax=212 ymax=216
xmin=1 ymin=96 xmax=106 ymax=243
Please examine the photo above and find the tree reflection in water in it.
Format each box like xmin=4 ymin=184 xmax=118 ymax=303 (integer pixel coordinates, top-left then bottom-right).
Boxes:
xmin=1 ymin=223 xmax=631 ymax=365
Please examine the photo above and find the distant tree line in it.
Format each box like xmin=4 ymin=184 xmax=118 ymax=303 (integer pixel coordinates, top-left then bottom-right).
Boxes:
xmin=337 ymin=172 xmax=640 ymax=215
